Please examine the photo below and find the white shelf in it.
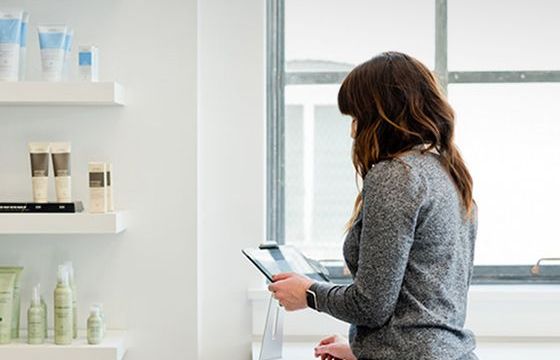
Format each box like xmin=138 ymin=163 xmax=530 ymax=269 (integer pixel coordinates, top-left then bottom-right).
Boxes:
xmin=0 ymin=331 xmax=127 ymax=360
xmin=0 ymin=82 xmax=124 ymax=106
xmin=0 ymin=211 xmax=128 ymax=234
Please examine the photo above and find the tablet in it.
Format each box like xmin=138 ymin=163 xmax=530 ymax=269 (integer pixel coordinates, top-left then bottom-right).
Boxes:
xmin=242 ymin=244 xmax=330 ymax=282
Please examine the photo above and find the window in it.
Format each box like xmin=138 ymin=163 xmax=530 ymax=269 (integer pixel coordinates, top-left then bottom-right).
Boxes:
xmin=267 ymin=0 xmax=560 ymax=283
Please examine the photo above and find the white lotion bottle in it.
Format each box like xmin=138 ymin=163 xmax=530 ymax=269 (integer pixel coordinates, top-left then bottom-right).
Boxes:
xmin=27 ymin=286 xmax=45 ymax=345
xmin=87 ymin=306 xmax=103 ymax=345
xmin=54 ymin=265 xmax=73 ymax=345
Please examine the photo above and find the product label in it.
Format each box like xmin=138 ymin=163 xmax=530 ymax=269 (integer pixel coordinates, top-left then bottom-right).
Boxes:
xmin=30 ymin=153 xmax=49 ymax=177
xmin=87 ymin=317 xmax=102 ymax=344
xmin=0 ymin=43 xmax=20 ymax=81
xmin=79 ymin=51 xmax=92 ymax=66
xmin=54 ymin=289 xmax=73 ymax=344
xmin=28 ymin=308 xmax=44 ymax=344
xmin=52 ymin=153 xmax=71 ymax=176
xmin=89 ymin=172 xmax=105 ymax=187
xmin=41 ymin=48 xmax=64 ymax=81
xmin=0 ymin=291 xmax=12 ymax=343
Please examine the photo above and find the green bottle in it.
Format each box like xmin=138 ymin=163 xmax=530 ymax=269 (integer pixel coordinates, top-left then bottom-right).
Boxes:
xmin=65 ymin=262 xmax=78 ymax=339
xmin=87 ymin=306 xmax=103 ymax=345
xmin=54 ymin=265 xmax=73 ymax=345
xmin=27 ymin=286 xmax=44 ymax=344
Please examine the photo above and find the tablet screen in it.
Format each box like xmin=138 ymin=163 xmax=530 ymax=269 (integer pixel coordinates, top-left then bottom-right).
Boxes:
xmin=242 ymin=246 xmax=329 ymax=282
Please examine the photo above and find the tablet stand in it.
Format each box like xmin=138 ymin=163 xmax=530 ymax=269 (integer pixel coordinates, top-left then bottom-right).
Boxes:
xmin=259 ymin=294 xmax=284 ymax=360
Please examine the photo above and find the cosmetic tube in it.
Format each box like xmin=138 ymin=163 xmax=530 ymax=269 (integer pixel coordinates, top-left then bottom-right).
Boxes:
xmin=27 ymin=286 xmax=45 ymax=345
xmin=38 ymin=25 xmax=67 ymax=82
xmin=18 ymin=11 xmax=28 ymax=80
xmin=78 ymin=45 xmax=98 ymax=82
xmin=29 ymin=142 xmax=50 ymax=203
xmin=89 ymin=162 xmax=107 ymax=213
xmin=62 ymin=29 xmax=73 ymax=80
xmin=0 ymin=267 xmax=22 ymax=340
xmin=0 ymin=272 xmax=15 ymax=344
xmin=51 ymin=142 xmax=72 ymax=202
xmin=0 ymin=10 xmax=23 ymax=81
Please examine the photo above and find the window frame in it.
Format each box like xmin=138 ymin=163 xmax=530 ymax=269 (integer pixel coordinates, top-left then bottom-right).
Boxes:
xmin=266 ymin=0 xmax=560 ymax=284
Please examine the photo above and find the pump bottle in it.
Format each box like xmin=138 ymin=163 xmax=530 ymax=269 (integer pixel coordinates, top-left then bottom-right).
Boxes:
xmin=54 ymin=265 xmax=73 ymax=345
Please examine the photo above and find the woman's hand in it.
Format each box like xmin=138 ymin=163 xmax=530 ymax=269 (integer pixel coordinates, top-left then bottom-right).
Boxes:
xmin=314 ymin=335 xmax=356 ymax=360
xmin=267 ymin=272 xmax=314 ymax=311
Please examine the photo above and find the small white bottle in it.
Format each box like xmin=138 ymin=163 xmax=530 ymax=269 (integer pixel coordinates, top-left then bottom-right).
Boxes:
xmin=27 ymin=286 xmax=45 ymax=345
xmin=87 ymin=306 xmax=103 ymax=345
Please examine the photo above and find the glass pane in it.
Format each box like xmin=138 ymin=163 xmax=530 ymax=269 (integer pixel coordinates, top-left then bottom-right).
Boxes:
xmin=285 ymin=85 xmax=356 ymax=260
xmin=451 ymin=83 xmax=560 ymax=265
xmin=448 ymin=0 xmax=560 ymax=71
xmin=285 ymin=0 xmax=435 ymax=71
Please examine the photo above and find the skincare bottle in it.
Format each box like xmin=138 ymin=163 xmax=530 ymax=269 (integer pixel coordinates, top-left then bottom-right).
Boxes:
xmin=27 ymin=286 xmax=45 ymax=344
xmin=38 ymin=284 xmax=48 ymax=338
xmin=78 ymin=45 xmax=98 ymax=82
xmin=51 ymin=143 xmax=72 ymax=202
xmin=89 ymin=162 xmax=107 ymax=213
xmin=64 ymin=261 xmax=78 ymax=339
xmin=54 ymin=265 xmax=73 ymax=345
xmin=106 ymin=163 xmax=114 ymax=212
xmin=28 ymin=143 xmax=50 ymax=203
xmin=87 ymin=306 xmax=103 ymax=345
xmin=92 ymin=303 xmax=106 ymax=338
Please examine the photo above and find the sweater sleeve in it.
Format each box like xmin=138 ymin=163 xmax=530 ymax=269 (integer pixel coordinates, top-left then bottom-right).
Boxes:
xmin=309 ymin=160 xmax=426 ymax=328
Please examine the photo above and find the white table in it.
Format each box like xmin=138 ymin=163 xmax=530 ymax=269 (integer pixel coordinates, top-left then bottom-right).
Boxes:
xmin=253 ymin=340 xmax=560 ymax=360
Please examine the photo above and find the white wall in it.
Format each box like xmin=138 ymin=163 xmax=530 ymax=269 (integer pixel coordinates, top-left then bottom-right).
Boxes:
xmin=0 ymin=1 xmax=198 ymax=360
xmin=197 ymin=0 xmax=266 ymax=358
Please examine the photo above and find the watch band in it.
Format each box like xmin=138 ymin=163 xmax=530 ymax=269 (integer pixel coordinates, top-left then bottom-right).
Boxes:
xmin=306 ymin=288 xmax=318 ymax=310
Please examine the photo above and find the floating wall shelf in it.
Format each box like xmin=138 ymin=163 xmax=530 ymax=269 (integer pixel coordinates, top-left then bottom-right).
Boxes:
xmin=0 ymin=331 xmax=127 ymax=360
xmin=0 ymin=211 xmax=128 ymax=235
xmin=0 ymin=82 xmax=125 ymax=106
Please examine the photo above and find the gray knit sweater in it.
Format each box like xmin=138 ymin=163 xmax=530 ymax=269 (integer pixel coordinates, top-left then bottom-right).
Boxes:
xmin=310 ymin=151 xmax=477 ymax=360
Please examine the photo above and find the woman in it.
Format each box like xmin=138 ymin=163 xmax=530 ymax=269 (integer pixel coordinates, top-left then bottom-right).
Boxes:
xmin=268 ymin=51 xmax=477 ymax=360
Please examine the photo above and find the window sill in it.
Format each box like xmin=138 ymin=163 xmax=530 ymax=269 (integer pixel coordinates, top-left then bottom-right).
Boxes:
xmin=248 ymin=284 xmax=560 ymax=338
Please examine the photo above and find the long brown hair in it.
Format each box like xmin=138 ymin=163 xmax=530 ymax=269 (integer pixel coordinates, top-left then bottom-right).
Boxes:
xmin=338 ymin=51 xmax=473 ymax=228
